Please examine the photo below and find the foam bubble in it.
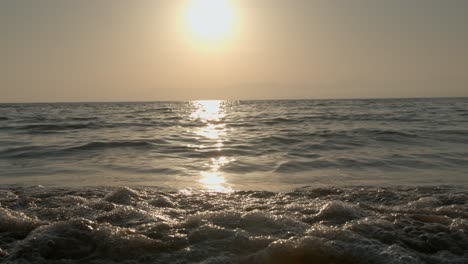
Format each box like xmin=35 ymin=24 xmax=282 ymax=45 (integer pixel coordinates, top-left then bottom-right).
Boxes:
xmin=103 ymin=187 xmax=143 ymax=205
xmin=149 ymin=195 xmax=176 ymax=208
xmin=307 ymin=201 xmax=361 ymax=224
xmin=0 ymin=208 xmax=41 ymax=238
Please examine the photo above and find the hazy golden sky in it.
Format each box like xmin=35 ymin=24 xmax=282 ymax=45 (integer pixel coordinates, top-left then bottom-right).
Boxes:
xmin=1 ymin=0 xmax=468 ymax=102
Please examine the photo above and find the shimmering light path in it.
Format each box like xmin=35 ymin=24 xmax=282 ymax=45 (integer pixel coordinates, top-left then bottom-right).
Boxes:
xmin=190 ymin=100 xmax=233 ymax=192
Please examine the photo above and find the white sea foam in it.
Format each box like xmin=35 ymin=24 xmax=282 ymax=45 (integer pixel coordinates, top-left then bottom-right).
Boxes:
xmin=0 ymin=185 xmax=466 ymax=263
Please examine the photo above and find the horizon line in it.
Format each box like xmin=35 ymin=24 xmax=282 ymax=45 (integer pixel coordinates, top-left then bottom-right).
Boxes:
xmin=1 ymin=95 xmax=467 ymax=104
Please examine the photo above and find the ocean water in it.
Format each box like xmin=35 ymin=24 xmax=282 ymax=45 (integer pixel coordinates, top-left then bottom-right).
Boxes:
xmin=1 ymin=98 xmax=467 ymax=190
xmin=1 ymin=98 xmax=468 ymax=263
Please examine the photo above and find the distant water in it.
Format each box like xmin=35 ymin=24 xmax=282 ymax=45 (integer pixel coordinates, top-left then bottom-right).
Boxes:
xmin=1 ymin=98 xmax=468 ymax=190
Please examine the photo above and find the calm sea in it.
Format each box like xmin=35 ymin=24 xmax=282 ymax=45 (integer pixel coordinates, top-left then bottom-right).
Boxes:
xmin=1 ymin=98 xmax=467 ymax=190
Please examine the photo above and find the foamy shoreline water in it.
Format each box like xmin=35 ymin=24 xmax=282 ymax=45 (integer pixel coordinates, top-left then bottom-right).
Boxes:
xmin=0 ymin=185 xmax=467 ymax=263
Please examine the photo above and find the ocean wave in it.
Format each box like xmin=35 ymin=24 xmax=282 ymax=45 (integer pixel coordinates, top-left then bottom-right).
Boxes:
xmin=321 ymin=129 xmax=420 ymax=140
xmin=273 ymin=158 xmax=394 ymax=173
xmin=7 ymin=121 xmax=179 ymax=133
xmin=14 ymin=123 xmax=101 ymax=132
xmin=69 ymin=117 xmax=99 ymax=121
xmin=69 ymin=141 xmax=159 ymax=151
xmin=0 ymin=145 xmax=59 ymax=159
xmin=256 ymin=135 xmax=304 ymax=145
xmin=260 ymin=117 xmax=304 ymax=125
xmin=0 ymin=186 xmax=466 ymax=263
xmin=0 ymin=140 xmax=167 ymax=158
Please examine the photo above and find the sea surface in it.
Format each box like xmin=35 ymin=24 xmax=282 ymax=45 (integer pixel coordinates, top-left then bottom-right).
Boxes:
xmin=1 ymin=98 xmax=467 ymax=190
xmin=1 ymin=98 xmax=468 ymax=263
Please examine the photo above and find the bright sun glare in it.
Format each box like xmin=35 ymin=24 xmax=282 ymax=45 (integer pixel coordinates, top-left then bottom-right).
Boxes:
xmin=185 ymin=0 xmax=235 ymax=43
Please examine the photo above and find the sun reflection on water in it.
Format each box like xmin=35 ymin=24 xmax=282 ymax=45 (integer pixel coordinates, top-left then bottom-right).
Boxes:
xmin=195 ymin=123 xmax=226 ymax=140
xmin=199 ymin=171 xmax=232 ymax=192
xmin=189 ymin=100 xmax=233 ymax=192
xmin=191 ymin=100 xmax=225 ymax=122
xmin=199 ymin=157 xmax=234 ymax=192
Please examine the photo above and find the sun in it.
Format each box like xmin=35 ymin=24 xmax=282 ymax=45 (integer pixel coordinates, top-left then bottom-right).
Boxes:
xmin=185 ymin=0 xmax=235 ymax=43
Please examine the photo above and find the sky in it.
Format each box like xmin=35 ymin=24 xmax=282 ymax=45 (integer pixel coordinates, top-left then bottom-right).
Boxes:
xmin=1 ymin=0 xmax=468 ymax=102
